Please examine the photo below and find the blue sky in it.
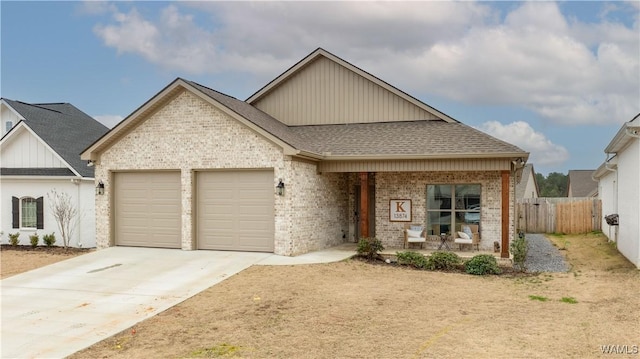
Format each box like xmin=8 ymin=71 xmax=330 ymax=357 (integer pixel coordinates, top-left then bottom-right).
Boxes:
xmin=1 ymin=1 xmax=638 ymax=176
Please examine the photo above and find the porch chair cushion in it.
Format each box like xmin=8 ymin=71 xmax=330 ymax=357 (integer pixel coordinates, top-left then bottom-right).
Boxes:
xmin=454 ymin=227 xmax=480 ymax=251
xmin=457 ymin=231 xmax=471 ymax=240
xmin=462 ymin=225 xmax=473 ymax=239
xmin=404 ymin=226 xmax=426 ymax=249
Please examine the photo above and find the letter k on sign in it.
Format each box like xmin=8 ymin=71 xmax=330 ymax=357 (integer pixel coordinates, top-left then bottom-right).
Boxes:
xmin=396 ymin=201 xmax=406 ymax=212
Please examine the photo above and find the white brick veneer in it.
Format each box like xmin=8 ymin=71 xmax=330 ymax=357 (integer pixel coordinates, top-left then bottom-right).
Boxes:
xmin=94 ymin=90 xmax=348 ymax=255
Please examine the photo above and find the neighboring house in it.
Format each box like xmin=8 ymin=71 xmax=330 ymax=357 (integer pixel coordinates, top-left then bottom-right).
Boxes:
xmin=566 ymin=170 xmax=598 ymax=197
xmin=1 ymin=99 xmax=109 ymax=247
xmin=516 ymin=163 xmax=540 ymax=199
xmin=593 ymin=113 xmax=640 ymax=268
xmin=81 ymin=48 xmax=529 ymax=258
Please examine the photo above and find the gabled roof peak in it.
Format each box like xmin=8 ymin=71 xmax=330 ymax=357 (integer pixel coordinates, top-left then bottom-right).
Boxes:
xmin=246 ymin=48 xmax=457 ymax=123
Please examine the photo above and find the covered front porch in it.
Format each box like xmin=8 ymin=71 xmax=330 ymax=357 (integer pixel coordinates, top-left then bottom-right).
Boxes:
xmin=344 ymin=170 xmax=517 ymax=259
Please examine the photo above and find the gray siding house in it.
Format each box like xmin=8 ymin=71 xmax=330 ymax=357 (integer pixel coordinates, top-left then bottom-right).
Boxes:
xmin=81 ymin=48 xmax=528 ymax=258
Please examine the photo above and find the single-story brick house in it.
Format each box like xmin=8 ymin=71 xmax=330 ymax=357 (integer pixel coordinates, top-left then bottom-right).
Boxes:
xmin=81 ymin=48 xmax=528 ymax=258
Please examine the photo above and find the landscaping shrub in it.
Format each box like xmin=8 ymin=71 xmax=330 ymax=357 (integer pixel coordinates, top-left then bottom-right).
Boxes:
xmin=396 ymin=251 xmax=428 ymax=269
xmin=43 ymin=232 xmax=56 ymax=247
xmin=426 ymin=251 xmax=461 ymax=271
xmin=510 ymin=232 xmax=528 ymax=272
xmin=465 ymin=254 xmax=501 ymax=275
xmin=8 ymin=232 xmax=20 ymax=246
xmin=29 ymin=233 xmax=39 ymax=248
xmin=356 ymin=237 xmax=384 ymax=261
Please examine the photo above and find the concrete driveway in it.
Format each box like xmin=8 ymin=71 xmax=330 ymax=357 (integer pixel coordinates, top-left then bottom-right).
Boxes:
xmin=1 ymin=246 xmax=354 ymax=359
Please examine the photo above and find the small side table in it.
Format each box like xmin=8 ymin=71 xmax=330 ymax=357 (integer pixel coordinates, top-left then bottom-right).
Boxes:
xmin=438 ymin=233 xmax=451 ymax=251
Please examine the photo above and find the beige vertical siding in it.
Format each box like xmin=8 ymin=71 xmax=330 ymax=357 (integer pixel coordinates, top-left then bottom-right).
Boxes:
xmin=253 ymin=57 xmax=440 ymax=126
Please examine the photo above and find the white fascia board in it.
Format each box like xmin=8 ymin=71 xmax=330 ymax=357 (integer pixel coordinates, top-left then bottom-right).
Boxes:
xmin=0 ymin=122 xmax=82 ymax=177
xmin=1 ymin=99 xmax=26 ymax=120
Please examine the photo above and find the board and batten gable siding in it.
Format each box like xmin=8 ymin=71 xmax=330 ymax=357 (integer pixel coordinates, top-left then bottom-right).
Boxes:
xmin=1 ymin=126 xmax=67 ymax=168
xmin=252 ymin=56 xmax=440 ymax=126
xmin=1 ymin=104 xmax=22 ymax=137
xmin=93 ymin=90 xmax=287 ymax=252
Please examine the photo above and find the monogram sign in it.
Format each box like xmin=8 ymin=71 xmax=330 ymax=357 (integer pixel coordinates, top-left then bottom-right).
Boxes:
xmin=389 ymin=199 xmax=412 ymax=222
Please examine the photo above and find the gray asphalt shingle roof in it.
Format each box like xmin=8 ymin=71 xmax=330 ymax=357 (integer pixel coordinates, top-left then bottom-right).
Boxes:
xmin=289 ymin=121 xmax=525 ymax=156
xmin=0 ymin=168 xmax=76 ymax=176
xmin=567 ymin=170 xmax=597 ymax=197
xmin=2 ymin=99 xmax=109 ymax=177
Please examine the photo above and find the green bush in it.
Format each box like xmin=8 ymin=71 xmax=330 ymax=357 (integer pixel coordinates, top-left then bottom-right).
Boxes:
xmin=356 ymin=237 xmax=384 ymax=261
xmin=510 ymin=233 xmax=528 ymax=272
xmin=43 ymin=232 xmax=56 ymax=247
xmin=426 ymin=251 xmax=461 ymax=271
xmin=8 ymin=232 xmax=20 ymax=246
xmin=465 ymin=254 xmax=501 ymax=275
xmin=29 ymin=233 xmax=39 ymax=248
xmin=396 ymin=251 xmax=428 ymax=269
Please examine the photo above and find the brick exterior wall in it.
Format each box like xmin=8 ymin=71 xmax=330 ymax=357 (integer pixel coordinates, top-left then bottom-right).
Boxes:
xmin=95 ymin=91 xmax=287 ymax=251
xmin=279 ymin=159 xmax=349 ymax=256
xmin=348 ymin=171 xmax=514 ymax=251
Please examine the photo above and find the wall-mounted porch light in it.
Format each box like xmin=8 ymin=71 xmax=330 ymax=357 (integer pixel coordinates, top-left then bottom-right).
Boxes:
xmin=276 ymin=179 xmax=285 ymax=196
xmin=96 ymin=180 xmax=105 ymax=195
xmin=87 ymin=160 xmax=95 ymax=167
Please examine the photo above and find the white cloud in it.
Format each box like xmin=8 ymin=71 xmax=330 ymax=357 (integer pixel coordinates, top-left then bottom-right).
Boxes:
xmin=90 ymin=1 xmax=639 ymax=126
xmin=477 ymin=121 xmax=570 ymax=167
xmin=94 ymin=115 xmax=123 ymax=129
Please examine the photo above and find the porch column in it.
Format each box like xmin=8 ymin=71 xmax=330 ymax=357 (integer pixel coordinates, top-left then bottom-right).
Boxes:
xmin=359 ymin=172 xmax=369 ymax=238
xmin=501 ymin=170 xmax=510 ymax=258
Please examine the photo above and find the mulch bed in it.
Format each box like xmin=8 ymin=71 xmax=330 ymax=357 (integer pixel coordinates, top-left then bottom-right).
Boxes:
xmin=0 ymin=245 xmax=93 ymax=255
xmin=353 ymin=255 xmax=528 ymax=277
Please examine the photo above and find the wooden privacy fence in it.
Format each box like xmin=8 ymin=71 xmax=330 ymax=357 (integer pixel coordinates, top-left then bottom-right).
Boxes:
xmin=517 ymin=198 xmax=602 ymax=234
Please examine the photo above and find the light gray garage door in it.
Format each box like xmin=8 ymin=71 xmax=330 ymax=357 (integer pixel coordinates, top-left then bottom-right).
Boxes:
xmin=114 ymin=172 xmax=181 ymax=248
xmin=197 ymin=170 xmax=274 ymax=252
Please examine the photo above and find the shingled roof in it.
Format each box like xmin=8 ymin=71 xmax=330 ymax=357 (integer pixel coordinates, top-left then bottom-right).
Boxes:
xmin=2 ymin=99 xmax=109 ymax=177
xmin=289 ymin=120 xmax=525 ymax=158
xmin=566 ymin=170 xmax=598 ymax=197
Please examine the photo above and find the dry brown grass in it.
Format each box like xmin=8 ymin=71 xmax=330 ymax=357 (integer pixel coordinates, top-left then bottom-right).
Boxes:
xmin=0 ymin=245 xmax=93 ymax=279
xmin=3 ymin=234 xmax=638 ymax=358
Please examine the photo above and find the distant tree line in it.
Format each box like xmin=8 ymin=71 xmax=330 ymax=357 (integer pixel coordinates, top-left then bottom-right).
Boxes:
xmin=535 ymin=172 xmax=568 ymax=197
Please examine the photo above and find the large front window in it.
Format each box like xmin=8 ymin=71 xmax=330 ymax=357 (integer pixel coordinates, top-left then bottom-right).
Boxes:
xmin=426 ymin=184 xmax=481 ymax=235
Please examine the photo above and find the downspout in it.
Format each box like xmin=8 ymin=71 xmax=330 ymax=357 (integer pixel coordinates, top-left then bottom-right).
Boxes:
xmin=73 ymin=177 xmax=82 ymax=247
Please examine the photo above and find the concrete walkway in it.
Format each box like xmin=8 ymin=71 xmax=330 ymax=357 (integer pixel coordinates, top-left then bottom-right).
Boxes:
xmin=1 ymin=246 xmax=355 ymax=359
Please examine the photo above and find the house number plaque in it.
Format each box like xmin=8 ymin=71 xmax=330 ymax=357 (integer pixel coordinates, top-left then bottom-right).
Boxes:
xmin=389 ymin=199 xmax=412 ymax=222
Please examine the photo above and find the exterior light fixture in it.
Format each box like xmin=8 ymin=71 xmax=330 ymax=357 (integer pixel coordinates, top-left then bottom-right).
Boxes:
xmin=87 ymin=160 xmax=94 ymax=167
xmin=96 ymin=180 xmax=105 ymax=195
xmin=276 ymin=179 xmax=285 ymax=196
